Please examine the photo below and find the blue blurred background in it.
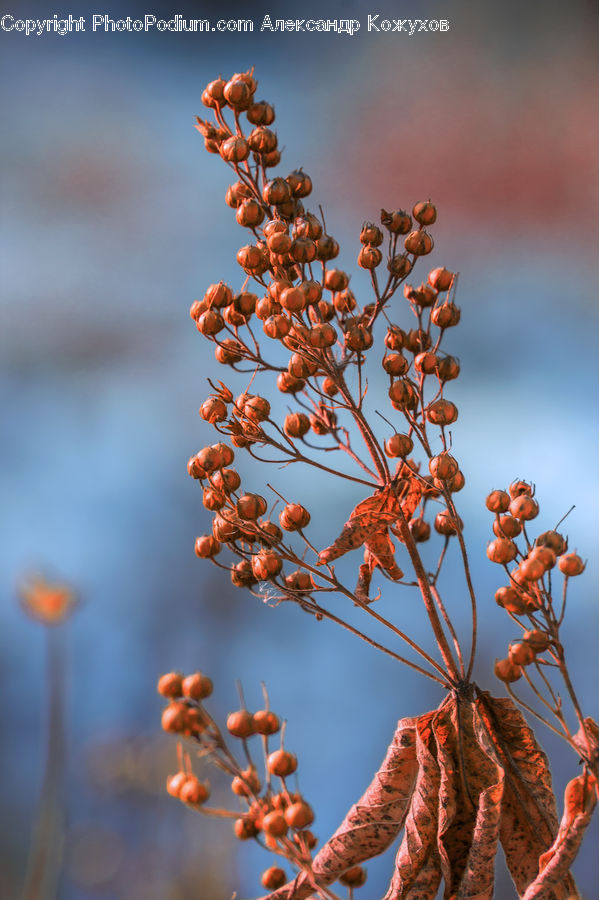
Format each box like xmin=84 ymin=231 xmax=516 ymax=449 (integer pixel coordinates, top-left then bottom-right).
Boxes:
xmin=1 ymin=1 xmax=598 ymax=897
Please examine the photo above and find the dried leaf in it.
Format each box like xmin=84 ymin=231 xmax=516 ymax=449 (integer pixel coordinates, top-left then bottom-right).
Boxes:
xmin=398 ymin=849 xmax=442 ymax=900
xmin=383 ymin=708 xmax=442 ymax=898
xmin=474 ymin=692 xmax=574 ymax=899
xmin=522 ymin=774 xmax=596 ymax=900
xmin=258 ymin=716 xmax=419 ymax=900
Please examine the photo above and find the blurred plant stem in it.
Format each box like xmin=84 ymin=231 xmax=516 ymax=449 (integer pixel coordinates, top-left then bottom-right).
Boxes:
xmin=22 ymin=627 xmax=66 ymax=900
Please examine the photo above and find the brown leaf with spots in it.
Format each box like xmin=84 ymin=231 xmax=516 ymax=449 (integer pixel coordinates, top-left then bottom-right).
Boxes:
xmin=521 ymin=774 xmax=596 ymax=900
xmin=258 ymin=715 xmax=419 ymax=899
xmin=383 ymin=708 xmax=442 ymax=898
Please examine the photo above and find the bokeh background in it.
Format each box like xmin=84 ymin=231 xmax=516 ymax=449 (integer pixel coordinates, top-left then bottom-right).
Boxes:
xmin=1 ymin=0 xmax=598 ymax=897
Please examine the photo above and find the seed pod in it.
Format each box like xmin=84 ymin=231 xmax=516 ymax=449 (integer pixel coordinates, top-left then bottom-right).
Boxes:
xmin=405 ymin=329 xmax=432 ymax=355
xmin=285 ymin=801 xmax=314 ymax=829
xmin=225 ymin=181 xmax=252 ymax=209
xmin=196 ymin=446 xmax=221 ymax=473
xmin=316 ymin=234 xmax=339 ymax=260
xmin=384 ymin=433 xmax=414 ymax=458
xmin=487 ymin=538 xmax=518 ymax=564
xmin=437 ymin=355 xmax=460 ymax=381
xmin=232 ymin=765 xmax=261 ymax=797
xmin=558 ymin=553 xmax=585 ymax=576
xmin=286 ymin=169 xmax=312 ymax=197
xmin=277 ymin=372 xmax=306 ymax=394
xmin=494 ymin=658 xmax=522 ymax=683
xmin=161 ymin=701 xmax=187 ymax=734
xmin=384 ymin=327 xmax=407 ymax=350
xmin=283 ymin=323 xmax=310 ymax=350
xmin=426 ymin=399 xmax=458 ymax=425
xmin=431 ymin=301 xmax=461 ymax=328
xmin=519 ymin=556 xmax=546 ymax=581
xmin=248 ymin=126 xmax=278 ymax=155
xmin=215 ymin=339 xmax=244 ymax=364
xmin=509 ymin=495 xmax=539 ymax=521
xmin=428 ymin=266 xmax=455 ymax=292
xmin=236 ymin=198 xmax=265 ymax=228
xmin=166 ymin=771 xmax=187 ymax=798
xmin=247 ymin=100 xmax=275 ymax=125
xmin=267 ymin=749 xmax=297 ymax=776
xmin=244 ymin=396 xmax=271 ymax=422
xmin=280 ymin=503 xmax=311 ymax=531
xmin=409 ymin=517 xmax=431 ymax=542
xmin=360 ymin=223 xmax=384 ymax=245
xmin=309 ymin=323 xmax=337 ymax=348
xmin=236 ymin=493 xmax=268 ymax=520
xmin=212 ymin=514 xmax=241 ymax=543
xmin=429 ymin=452 xmax=459 ymax=480
xmin=237 ymin=244 xmax=268 ymax=273
xmin=261 ymin=867 xmax=287 ymax=890
xmin=340 ymin=865 xmax=367 ymax=887
xmin=202 ymin=487 xmax=226 ymax=511
xmin=202 ymin=77 xmax=226 ymax=108
xmin=293 ymin=213 xmax=322 ymax=241
xmin=435 ymin=509 xmax=462 ymax=536
xmin=529 ymin=545 xmax=557 ymax=569
xmin=284 ymin=412 xmax=310 ymax=438
xmin=182 ymin=672 xmax=213 ymax=700
xmin=324 ymin=269 xmax=349 ymax=293
xmin=223 ymin=77 xmax=253 ymax=111
xmin=345 ymin=323 xmax=373 ymax=352
xmin=290 ymin=236 xmax=317 ymax=263
xmin=284 ymin=570 xmax=314 ymax=593
xmin=253 ymin=710 xmax=281 ymax=735
xmin=227 ymin=709 xmax=254 ymax=738
xmin=262 ymin=148 xmax=281 ymax=168
xmin=414 ymin=351 xmax=439 ymax=374
xmin=157 ymin=672 xmax=183 ymax=698
xmin=231 ymin=559 xmax=256 ymax=587
xmin=288 ymin=353 xmax=317 ymax=379
xmin=404 ymin=230 xmax=434 ymax=255
xmin=493 ymin=515 xmax=522 ymax=538
xmin=321 ymin=376 xmax=339 ymax=396
xmin=536 ymin=530 xmax=567 ymax=555
xmin=252 ymin=550 xmax=283 ymax=580
xmin=494 ymin=585 xmax=522 ymax=609
xmin=383 ymin=353 xmax=409 ymax=376
xmin=523 ymin=629 xmax=551 ymax=652
xmin=262 ymin=811 xmax=288 ymax=837
xmin=298 ymin=279 xmax=322 ymax=305
xmin=234 ymin=817 xmax=259 ymax=840
xmin=509 ymin=479 xmax=533 ymax=499
xmin=204 ymin=282 xmax=233 ymax=309
xmin=412 ymin=201 xmax=437 ymax=226
xmin=405 ymin=282 xmax=438 ymax=308
xmin=509 ymin=641 xmax=536 ymax=666
xmin=358 ymin=245 xmax=383 ymax=269
xmin=388 ymin=379 xmax=417 ymax=410
xmin=197 ymin=309 xmax=225 ymax=336
xmin=257 ymin=520 xmax=283 ymax=545
xmin=211 ymin=468 xmax=241 ymax=493
xmin=180 ymin=776 xmax=210 ymax=806
xmin=221 ymin=135 xmax=250 ymax=163
xmin=381 ymin=208 xmax=412 ymax=234
xmin=387 ymin=253 xmax=413 ymax=278
xmin=263 ymin=177 xmax=292 ymax=206
xmin=194 ymin=535 xmax=221 ymax=559
xmin=486 ymin=489 xmax=510 ymax=513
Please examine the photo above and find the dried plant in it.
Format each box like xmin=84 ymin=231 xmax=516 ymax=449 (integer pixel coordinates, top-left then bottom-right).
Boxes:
xmin=157 ymin=69 xmax=598 ymax=898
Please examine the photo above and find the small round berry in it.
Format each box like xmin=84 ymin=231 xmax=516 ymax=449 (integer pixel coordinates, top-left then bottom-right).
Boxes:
xmin=495 ymin=586 xmax=527 ymax=615
xmin=236 ymin=493 xmax=268 ymax=520
xmin=262 ymin=811 xmax=288 ymax=838
xmin=284 ymin=801 xmax=314 ymax=829
xmin=234 ymin=817 xmax=259 ymax=840
xmin=429 ymin=452 xmax=459 ymax=481
xmin=413 ymin=201 xmax=437 ymax=226
xmin=384 ymin=433 xmax=414 ymax=458
xmin=523 ymin=629 xmax=551 ymax=652
xmin=157 ymin=672 xmax=183 ymax=698
xmin=558 ymin=553 xmax=585 ymax=576
xmin=409 ymin=517 xmax=431 ymax=542
xmin=494 ymin=658 xmax=522 ymax=683
xmin=252 ymin=710 xmax=281 ymax=735
xmin=199 ymin=397 xmax=228 ymax=424
xmin=509 ymin=495 xmax=539 ymax=521
xmin=492 ymin=516 xmax=522 ymax=539
xmin=340 ymin=865 xmax=367 ymax=887
xmin=382 ymin=353 xmax=409 ymax=376
xmin=252 ymin=550 xmax=283 ymax=580
xmin=437 ymin=356 xmax=460 ymax=381
xmin=486 ymin=490 xmax=510 ymax=513
xmin=221 ymin=135 xmax=250 ymax=163
xmin=358 ymin=245 xmax=383 ymax=269
xmin=280 ymin=503 xmax=311 ymax=531
xmin=428 ymin=266 xmax=454 ymax=292
xmin=247 ymin=100 xmax=275 ymax=126
xmin=261 ymin=867 xmax=287 ymax=889
xmin=487 ymin=538 xmax=518 ymax=564
xmin=161 ymin=701 xmax=187 ymax=734
xmin=345 ymin=323 xmax=373 ymax=352
xmin=435 ymin=509 xmax=462 ymax=536
xmin=166 ymin=772 xmax=187 ymax=798
xmin=227 ymin=710 xmax=255 ymax=739
xmin=388 ymin=379 xmax=417 ymax=409
xmin=509 ymin=641 xmax=536 ymax=667
xmin=182 ymin=672 xmax=213 ymax=701
xmin=384 ymin=327 xmax=406 ymax=350
xmin=431 ymin=302 xmax=460 ymax=328
xmin=179 ymin=776 xmax=210 ymax=806
xmin=286 ymin=169 xmax=312 ymax=197
xmin=426 ymin=399 xmax=458 ymax=426
xmin=324 ymin=269 xmax=349 ymax=292
xmin=404 ymin=230 xmax=434 ymax=255
xmin=267 ymin=749 xmax=297 ymax=777
xmin=536 ymin=530 xmax=567 ymax=555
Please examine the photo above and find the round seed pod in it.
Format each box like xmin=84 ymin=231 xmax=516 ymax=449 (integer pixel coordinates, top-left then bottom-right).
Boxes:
xmin=387 ymin=253 xmax=413 ymax=277
xmin=345 ymin=323 xmax=373 ymax=352
xmin=227 ymin=709 xmax=254 ymax=738
xmin=381 ymin=208 xmax=412 ymax=234
xmin=157 ymin=672 xmax=183 ymax=698
xmin=495 ymin=586 xmax=527 ymax=614
xmin=558 ymin=553 xmax=585 ymax=576
xmin=431 ymin=302 xmax=461 ymax=328
xmin=509 ymin=495 xmax=539 ymax=521
xmin=428 ymin=267 xmax=454 ymax=292
xmin=429 ymin=452 xmax=459 ymax=481
xmin=404 ymin=230 xmax=434 ymax=255
xmin=494 ymin=658 xmax=522 ymax=683
xmin=279 ymin=503 xmax=310 ymax=531
xmin=486 ymin=490 xmax=510 ymax=513
xmin=252 ymin=710 xmax=280 ymax=735
xmin=493 ymin=516 xmax=522 ymax=539
xmin=316 ymin=234 xmax=339 ymax=260
xmin=248 ymin=126 xmax=278 ymax=155
xmin=263 ymin=177 xmax=292 ymax=206
xmin=523 ymin=629 xmax=551 ymax=652
xmin=194 ymin=535 xmax=222 ymax=559
xmin=286 ymin=169 xmax=312 ymax=197
xmin=536 ymin=530 xmax=567 ymax=555
xmin=384 ymin=433 xmax=414 ymax=458
xmin=261 ymin=867 xmax=287 ymax=889
xmin=236 ymin=493 xmax=268 ymax=520
xmin=409 ymin=517 xmax=431 ymax=542
xmin=221 ymin=135 xmax=250 ymax=163
xmin=487 ymin=538 xmax=518 ymax=564
xmin=284 ymin=412 xmax=310 ymax=438
xmin=509 ymin=642 xmax=535 ymax=666
xmin=180 ymin=776 xmax=210 ymax=806
xmin=426 ymin=399 xmax=458 ymax=426
xmin=360 ymin=223 xmax=384 ymax=245
xmin=231 ymin=560 xmax=256 ymax=588
xmin=262 ymin=811 xmax=288 ymax=838
xmin=358 ymin=245 xmax=383 ymax=269
xmin=437 ymin=356 xmax=460 ymax=381
xmin=284 ymin=801 xmax=314 ymax=829
xmin=182 ymin=672 xmax=213 ymax=700
xmin=202 ymin=78 xmax=226 ymax=108
xmin=340 ymin=865 xmax=367 ymax=887
xmin=412 ymin=201 xmax=437 ymax=226
xmin=324 ymin=269 xmax=349 ymax=292
xmin=383 ymin=353 xmax=409 ymax=376
xmin=252 ymin=550 xmax=283 ymax=580
xmin=435 ymin=509 xmax=462 ymax=536
xmin=267 ymin=749 xmax=297 ymax=776
xmin=197 ymin=309 xmax=225 ymax=336
xmin=166 ymin=771 xmax=187 ymax=798
xmin=247 ymin=100 xmax=275 ymax=126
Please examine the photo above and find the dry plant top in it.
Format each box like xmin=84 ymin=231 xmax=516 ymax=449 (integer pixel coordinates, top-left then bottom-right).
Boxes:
xmin=157 ymin=69 xmax=598 ymax=899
